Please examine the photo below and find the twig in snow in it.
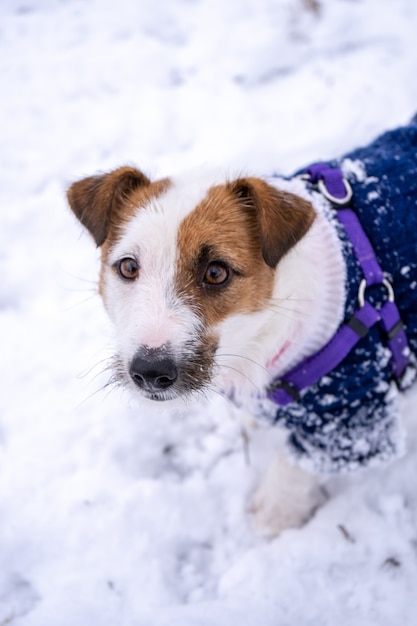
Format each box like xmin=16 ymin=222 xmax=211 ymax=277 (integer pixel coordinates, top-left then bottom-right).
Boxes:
xmin=337 ymin=523 xmax=356 ymax=543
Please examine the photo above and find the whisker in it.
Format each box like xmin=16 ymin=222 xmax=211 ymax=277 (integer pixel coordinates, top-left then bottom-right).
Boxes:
xmin=216 ymin=352 xmax=269 ymax=375
xmin=61 ymin=268 xmax=99 ymax=286
xmin=75 ymin=374 xmax=119 ymax=408
xmin=63 ymin=293 xmax=100 ymax=312
xmin=270 ymin=295 xmax=312 ymax=303
xmin=267 ymin=301 xmax=309 ymax=313
xmin=77 ymin=357 xmax=114 ymax=381
xmin=268 ymin=293 xmax=313 ymax=312
xmin=263 ymin=303 xmax=310 ymax=320
xmin=215 ymin=363 xmax=261 ymax=393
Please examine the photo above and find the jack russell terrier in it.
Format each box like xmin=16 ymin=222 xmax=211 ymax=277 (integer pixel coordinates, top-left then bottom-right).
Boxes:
xmin=67 ymin=119 xmax=417 ymax=537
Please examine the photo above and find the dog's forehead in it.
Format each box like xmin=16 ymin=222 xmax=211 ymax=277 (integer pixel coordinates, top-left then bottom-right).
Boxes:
xmin=109 ymin=171 xmax=234 ymax=261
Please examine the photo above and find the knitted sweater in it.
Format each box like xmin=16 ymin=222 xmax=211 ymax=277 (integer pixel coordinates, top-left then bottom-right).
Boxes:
xmin=271 ymin=119 xmax=417 ymax=473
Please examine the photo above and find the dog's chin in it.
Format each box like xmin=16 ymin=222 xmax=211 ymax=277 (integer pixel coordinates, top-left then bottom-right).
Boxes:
xmin=129 ymin=382 xmax=206 ymax=410
xmin=140 ymin=389 xmax=180 ymax=403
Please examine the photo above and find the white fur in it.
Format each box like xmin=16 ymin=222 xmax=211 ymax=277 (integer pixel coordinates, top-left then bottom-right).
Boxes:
xmin=251 ymin=453 xmax=327 ymax=538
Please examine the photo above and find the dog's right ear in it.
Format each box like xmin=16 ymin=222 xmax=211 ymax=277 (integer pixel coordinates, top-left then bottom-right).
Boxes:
xmin=228 ymin=177 xmax=316 ymax=268
xmin=66 ymin=166 xmax=151 ymax=247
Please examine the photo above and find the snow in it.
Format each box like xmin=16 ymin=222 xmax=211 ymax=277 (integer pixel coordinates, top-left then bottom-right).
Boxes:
xmin=1 ymin=0 xmax=417 ymax=624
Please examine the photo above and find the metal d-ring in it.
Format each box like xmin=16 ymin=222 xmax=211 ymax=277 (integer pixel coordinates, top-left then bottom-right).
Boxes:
xmin=358 ymin=277 xmax=395 ymax=308
xmin=317 ymin=177 xmax=353 ymax=207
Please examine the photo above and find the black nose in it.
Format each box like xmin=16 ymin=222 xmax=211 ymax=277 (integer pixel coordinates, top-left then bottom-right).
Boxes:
xmin=129 ymin=352 xmax=178 ymax=392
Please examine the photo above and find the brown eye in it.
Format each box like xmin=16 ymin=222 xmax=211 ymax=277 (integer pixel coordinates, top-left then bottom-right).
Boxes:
xmin=203 ymin=261 xmax=231 ymax=287
xmin=116 ymin=257 xmax=139 ymax=281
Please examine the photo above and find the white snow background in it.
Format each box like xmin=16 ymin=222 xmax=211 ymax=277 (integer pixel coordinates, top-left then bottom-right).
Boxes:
xmin=1 ymin=0 xmax=417 ymax=624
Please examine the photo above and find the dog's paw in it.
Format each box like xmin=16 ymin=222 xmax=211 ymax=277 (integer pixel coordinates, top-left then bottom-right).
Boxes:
xmin=249 ymin=455 xmax=326 ymax=539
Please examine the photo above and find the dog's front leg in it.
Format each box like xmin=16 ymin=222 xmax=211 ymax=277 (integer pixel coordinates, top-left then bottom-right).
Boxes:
xmin=250 ymin=454 xmax=326 ymax=539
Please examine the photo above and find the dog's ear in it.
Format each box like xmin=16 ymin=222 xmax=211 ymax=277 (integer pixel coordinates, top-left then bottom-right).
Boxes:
xmin=67 ymin=166 xmax=151 ymax=247
xmin=228 ymin=177 xmax=315 ymax=267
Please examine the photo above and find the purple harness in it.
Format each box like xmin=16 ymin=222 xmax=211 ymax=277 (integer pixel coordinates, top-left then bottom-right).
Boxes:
xmin=267 ymin=164 xmax=412 ymax=407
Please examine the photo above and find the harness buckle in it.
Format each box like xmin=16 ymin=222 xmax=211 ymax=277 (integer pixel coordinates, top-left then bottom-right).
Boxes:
xmin=358 ymin=277 xmax=395 ymax=308
xmin=317 ymin=177 xmax=353 ymax=207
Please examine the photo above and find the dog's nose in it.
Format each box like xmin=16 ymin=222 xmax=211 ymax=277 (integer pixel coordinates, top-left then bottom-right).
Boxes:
xmin=129 ymin=352 xmax=178 ymax=392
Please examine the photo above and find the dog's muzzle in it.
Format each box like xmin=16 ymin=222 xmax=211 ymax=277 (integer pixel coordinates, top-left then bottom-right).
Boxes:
xmin=126 ymin=337 xmax=218 ymax=401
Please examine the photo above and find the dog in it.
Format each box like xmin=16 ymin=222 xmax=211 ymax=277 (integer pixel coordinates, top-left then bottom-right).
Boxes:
xmin=67 ymin=119 xmax=417 ymax=537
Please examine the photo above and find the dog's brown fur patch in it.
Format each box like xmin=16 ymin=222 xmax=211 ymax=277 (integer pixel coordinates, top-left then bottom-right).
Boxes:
xmin=175 ymin=178 xmax=314 ymax=328
xmin=67 ymin=167 xmax=151 ymax=247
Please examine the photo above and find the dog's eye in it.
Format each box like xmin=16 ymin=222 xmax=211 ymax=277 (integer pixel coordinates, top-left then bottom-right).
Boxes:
xmin=203 ymin=261 xmax=231 ymax=287
xmin=116 ymin=257 xmax=139 ymax=281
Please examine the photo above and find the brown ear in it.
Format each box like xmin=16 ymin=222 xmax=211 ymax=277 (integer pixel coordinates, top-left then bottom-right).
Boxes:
xmin=228 ymin=177 xmax=315 ymax=267
xmin=66 ymin=166 xmax=151 ymax=246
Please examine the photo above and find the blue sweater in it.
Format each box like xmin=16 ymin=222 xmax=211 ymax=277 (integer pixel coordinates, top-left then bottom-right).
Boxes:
xmin=272 ymin=119 xmax=417 ymax=473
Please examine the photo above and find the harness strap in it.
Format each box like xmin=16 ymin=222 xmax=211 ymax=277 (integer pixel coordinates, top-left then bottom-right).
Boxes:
xmin=267 ymin=164 xmax=412 ymax=407
xmin=380 ymin=300 xmax=410 ymax=379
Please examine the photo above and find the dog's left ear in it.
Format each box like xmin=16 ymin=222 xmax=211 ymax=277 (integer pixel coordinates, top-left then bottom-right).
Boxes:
xmin=228 ymin=177 xmax=316 ymax=267
xmin=67 ymin=166 xmax=151 ymax=247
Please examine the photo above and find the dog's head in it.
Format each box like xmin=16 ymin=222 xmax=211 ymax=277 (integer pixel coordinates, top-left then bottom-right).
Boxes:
xmin=67 ymin=167 xmax=314 ymax=403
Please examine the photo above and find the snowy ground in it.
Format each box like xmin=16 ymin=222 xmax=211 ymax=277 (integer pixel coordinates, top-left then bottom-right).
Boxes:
xmin=1 ymin=0 xmax=417 ymax=624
